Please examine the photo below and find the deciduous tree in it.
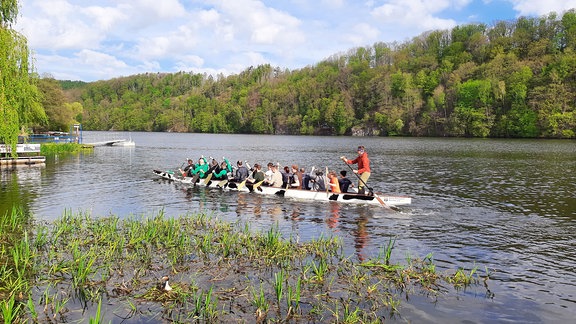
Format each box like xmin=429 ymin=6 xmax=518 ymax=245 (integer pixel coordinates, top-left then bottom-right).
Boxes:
xmin=0 ymin=0 xmax=44 ymax=155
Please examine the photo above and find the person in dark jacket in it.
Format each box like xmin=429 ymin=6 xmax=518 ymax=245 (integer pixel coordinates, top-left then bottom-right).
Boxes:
xmin=234 ymin=160 xmax=249 ymax=182
xmin=338 ymin=170 xmax=353 ymax=193
xmin=180 ymin=158 xmax=194 ymax=177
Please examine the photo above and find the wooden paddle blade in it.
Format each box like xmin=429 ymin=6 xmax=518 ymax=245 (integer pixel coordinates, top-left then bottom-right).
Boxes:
xmin=203 ymin=173 xmax=213 ymax=185
xmin=217 ymin=180 xmax=228 ymax=188
xmin=373 ymin=194 xmax=396 ymax=211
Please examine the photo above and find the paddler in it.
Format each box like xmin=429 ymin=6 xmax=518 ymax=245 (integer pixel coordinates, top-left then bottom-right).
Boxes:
xmin=340 ymin=145 xmax=371 ymax=195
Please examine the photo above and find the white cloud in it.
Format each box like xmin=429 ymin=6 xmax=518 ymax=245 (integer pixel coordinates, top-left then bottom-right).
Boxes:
xmin=175 ymin=55 xmax=205 ymax=70
xmin=34 ymin=50 xmax=132 ymax=81
xmin=35 ymin=0 xmax=74 ymax=16
xmin=82 ymin=6 xmax=127 ymax=31
xmin=510 ymin=0 xmax=576 ymax=16
xmin=14 ymin=0 xmax=561 ymax=81
xmin=77 ymin=49 xmax=127 ymax=69
xmin=18 ymin=1 xmax=106 ymax=50
xmin=343 ymin=23 xmax=381 ymax=46
xmin=321 ymin=0 xmax=345 ymax=9
xmin=370 ymin=0 xmax=459 ymax=31
xmin=210 ymin=0 xmax=305 ymax=47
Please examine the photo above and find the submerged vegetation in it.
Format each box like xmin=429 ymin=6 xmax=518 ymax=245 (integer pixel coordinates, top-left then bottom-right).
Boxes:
xmin=1 ymin=208 xmax=488 ymax=323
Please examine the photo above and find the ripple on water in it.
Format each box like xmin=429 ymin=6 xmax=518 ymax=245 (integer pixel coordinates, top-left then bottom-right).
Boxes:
xmin=2 ymin=133 xmax=575 ymax=322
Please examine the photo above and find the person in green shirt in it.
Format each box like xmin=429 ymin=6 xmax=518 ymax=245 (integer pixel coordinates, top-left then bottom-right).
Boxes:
xmin=212 ymin=158 xmax=232 ymax=180
xmin=190 ymin=156 xmax=209 ymax=183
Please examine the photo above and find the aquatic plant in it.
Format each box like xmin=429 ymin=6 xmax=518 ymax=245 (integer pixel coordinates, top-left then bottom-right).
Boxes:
xmin=274 ymin=270 xmax=285 ymax=307
xmin=445 ymin=266 xmax=479 ymax=287
xmin=251 ymin=283 xmax=269 ymax=320
xmin=88 ymin=297 xmax=103 ymax=324
xmin=0 ymin=208 xmax=491 ymax=323
xmin=40 ymin=142 xmax=91 ymax=154
xmin=1 ymin=295 xmax=21 ymax=324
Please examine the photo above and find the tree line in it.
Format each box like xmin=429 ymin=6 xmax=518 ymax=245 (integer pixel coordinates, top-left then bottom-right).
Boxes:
xmin=40 ymin=10 xmax=576 ymax=138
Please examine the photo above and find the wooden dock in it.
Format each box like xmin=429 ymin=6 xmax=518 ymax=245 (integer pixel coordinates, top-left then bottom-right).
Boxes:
xmin=0 ymin=144 xmax=45 ymax=166
xmin=85 ymin=139 xmax=135 ymax=147
xmin=0 ymin=156 xmax=46 ymax=166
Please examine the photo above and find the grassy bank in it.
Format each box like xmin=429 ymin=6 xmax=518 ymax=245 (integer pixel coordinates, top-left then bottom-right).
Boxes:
xmin=40 ymin=142 xmax=92 ymax=154
xmin=0 ymin=208 xmax=487 ymax=323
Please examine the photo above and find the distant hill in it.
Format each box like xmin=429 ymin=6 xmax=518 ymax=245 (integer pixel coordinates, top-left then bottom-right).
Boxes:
xmin=58 ymin=80 xmax=87 ymax=90
xmin=60 ymin=9 xmax=576 ymax=138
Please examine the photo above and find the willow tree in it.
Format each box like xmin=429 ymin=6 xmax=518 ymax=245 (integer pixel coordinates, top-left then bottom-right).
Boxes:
xmin=0 ymin=0 xmax=45 ymax=156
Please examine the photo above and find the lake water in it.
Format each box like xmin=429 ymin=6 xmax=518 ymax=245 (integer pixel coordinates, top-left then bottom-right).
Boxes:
xmin=1 ymin=131 xmax=575 ymax=322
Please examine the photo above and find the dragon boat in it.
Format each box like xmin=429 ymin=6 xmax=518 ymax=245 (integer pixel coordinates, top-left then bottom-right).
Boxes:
xmin=153 ymin=169 xmax=411 ymax=208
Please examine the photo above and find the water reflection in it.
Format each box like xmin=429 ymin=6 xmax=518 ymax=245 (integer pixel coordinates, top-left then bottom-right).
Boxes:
xmin=352 ymin=207 xmax=371 ymax=262
xmin=2 ymin=132 xmax=575 ymax=323
xmin=0 ymin=164 xmax=44 ymax=215
xmin=326 ymin=202 xmax=339 ymax=228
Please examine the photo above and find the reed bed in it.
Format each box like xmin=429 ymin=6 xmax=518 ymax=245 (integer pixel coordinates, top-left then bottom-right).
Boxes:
xmin=39 ymin=143 xmax=92 ymax=154
xmin=0 ymin=208 xmax=488 ymax=323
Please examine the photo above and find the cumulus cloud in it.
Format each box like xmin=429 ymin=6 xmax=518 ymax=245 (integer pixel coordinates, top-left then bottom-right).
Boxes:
xmin=343 ymin=23 xmax=381 ymax=46
xmin=370 ymin=0 xmax=460 ymax=31
xmin=34 ymin=50 xmax=132 ymax=81
xmin=208 ymin=0 xmax=305 ymax=47
xmin=82 ymin=6 xmax=127 ymax=31
xmin=510 ymin=0 xmax=576 ymax=16
xmin=14 ymin=0 xmax=563 ymax=81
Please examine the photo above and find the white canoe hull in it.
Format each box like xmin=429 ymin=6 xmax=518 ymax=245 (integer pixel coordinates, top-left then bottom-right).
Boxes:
xmin=153 ymin=170 xmax=233 ymax=188
xmin=153 ymin=169 xmax=411 ymax=207
xmin=254 ymin=185 xmax=411 ymax=207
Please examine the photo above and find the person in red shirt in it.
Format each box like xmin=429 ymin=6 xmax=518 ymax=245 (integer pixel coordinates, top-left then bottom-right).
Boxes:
xmin=340 ymin=145 xmax=371 ymax=194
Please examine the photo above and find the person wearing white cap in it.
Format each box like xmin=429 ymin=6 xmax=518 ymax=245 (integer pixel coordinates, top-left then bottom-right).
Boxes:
xmin=340 ymin=145 xmax=371 ymax=194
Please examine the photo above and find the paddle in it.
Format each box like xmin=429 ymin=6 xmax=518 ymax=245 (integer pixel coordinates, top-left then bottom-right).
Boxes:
xmin=217 ymin=179 xmax=228 ymax=188
xmin=177 ymin=161 xmax=189 ymax=178
xmin=325 ymin=166 xmax=329 ymax=197
xmin=236 ymin=161 xmax=250 ymax=190
xmin=237 ymin=179 xmax=247 ymax=191
xmin=203 ymin=173 xmax=213 ymax=185
xmin=252 ymin=180 xmax=264 ymax=192
xmin=341 ymin=160 xmax=393 ymax=210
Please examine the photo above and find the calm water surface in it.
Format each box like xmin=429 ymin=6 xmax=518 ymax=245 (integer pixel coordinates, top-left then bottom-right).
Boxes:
xmin=1 ymin=131 xmax=575 ymax=323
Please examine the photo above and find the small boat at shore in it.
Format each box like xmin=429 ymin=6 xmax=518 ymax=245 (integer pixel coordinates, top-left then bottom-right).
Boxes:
xmin=152 ymin=169 xmax=411 ymax=208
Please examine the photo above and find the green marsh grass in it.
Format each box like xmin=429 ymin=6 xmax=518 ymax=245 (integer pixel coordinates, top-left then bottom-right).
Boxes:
xmin=25 ymin=295 xmax=37 ymax=322
xmin=40 ymin=142 xmax=91 ymax=154
xmin=308 ymin=257 xmax=329 ymax=282
xmin=1 ymin=295 xmax=21 ymax=324
xmin=285 ymin=275 xmax=302 ymax=317
xmin=251 ymin=283 xmax=270 ymax=318
xmin=0 ymin=208 xmax=490 ymax=323
xmin=88 ymin=297 xmax=104 ymax=324
xmin=445 ymin=266 xmax=479 ymax=287
xmin=342 ymin=304 xmax=361 ymax=324
xmin=274 ymin=270 xmax=285 ymax=307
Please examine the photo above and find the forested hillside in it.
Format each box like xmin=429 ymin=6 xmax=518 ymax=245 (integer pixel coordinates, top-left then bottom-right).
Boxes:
xmin=63 ymin=10 xmax=576 ymax=138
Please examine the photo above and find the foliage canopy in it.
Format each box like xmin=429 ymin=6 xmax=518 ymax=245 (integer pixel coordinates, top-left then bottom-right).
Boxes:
xmin=0 ymin=0 xmax=45 ymax=156
xmin=62 ymin=10 xmax=576 ymax=138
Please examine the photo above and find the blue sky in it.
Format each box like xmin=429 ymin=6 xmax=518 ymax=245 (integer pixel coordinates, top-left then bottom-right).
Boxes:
xmin=15 ymin=0 xmax=576 ymax=82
